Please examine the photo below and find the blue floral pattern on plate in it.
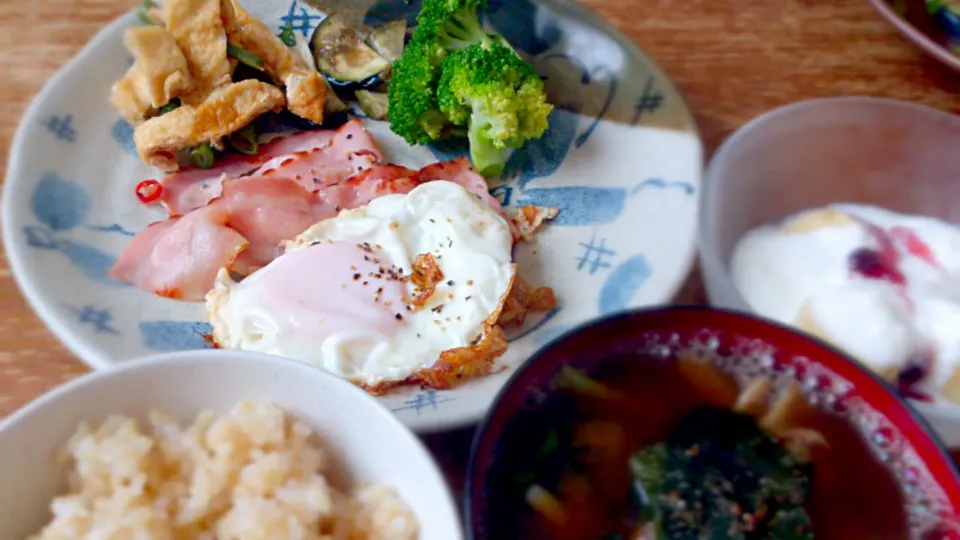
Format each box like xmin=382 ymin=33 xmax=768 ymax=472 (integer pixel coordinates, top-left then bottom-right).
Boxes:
xmin=1 ymin=0 xmax=702 ymax=432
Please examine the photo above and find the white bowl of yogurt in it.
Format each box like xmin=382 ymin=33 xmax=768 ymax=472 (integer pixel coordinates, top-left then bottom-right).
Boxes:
xmin=699 ymin=96 xmax=960 ymax=447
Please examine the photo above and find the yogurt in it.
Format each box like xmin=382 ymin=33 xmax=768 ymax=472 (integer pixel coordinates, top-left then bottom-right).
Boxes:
xmin=730 ymin=204 xmax=960 ymax=403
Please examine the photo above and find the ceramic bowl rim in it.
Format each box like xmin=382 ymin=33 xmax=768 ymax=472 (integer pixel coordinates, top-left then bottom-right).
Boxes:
xmin=0 ymin=348 xmax=463 ymax=540
xmin=463 ymin=304 xmax=960 ymax=538
xmin=866 ymin=0 xmax=960 ymax=72
xmin=697 ymin=96 xmax=960 ymax=429
xmin=697 ymin=96 xmax=960 ymax=310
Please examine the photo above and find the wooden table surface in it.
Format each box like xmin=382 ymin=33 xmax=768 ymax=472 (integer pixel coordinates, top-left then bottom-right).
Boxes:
xmin=2 ymin=0 xmax=960 ymax=495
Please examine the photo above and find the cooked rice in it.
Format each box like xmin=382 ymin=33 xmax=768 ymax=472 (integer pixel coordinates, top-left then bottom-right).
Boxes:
xmin=28 ymin=401 xmax=419 ymax=540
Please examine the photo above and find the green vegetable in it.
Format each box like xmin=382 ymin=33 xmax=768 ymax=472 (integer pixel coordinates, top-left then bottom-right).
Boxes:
xmin=387 ymin=0 xmax=550 ymax=176
xmin=323 ymin=78 xmax=348 ymax=114
xmin=158 ymin=98 xmax=181 ymax=115
xmin=355 ymin=90 xmax=390 ymax=120
xmin=279 ymin=23 xmax=297 ymax=47
xmin=387 ymin=39 xmax=450 ymax=145
xmin=367 ymin=20 xmax=408 ymax=63
xmin=311 ymin=13 xmax=390 ymax=85
xmin=512 ymin=470 xmax=536 ymax=486
xmin=414 ymin=0 xmax=491 ymax=51
xmin=630 ymin=444 xmax=667 ymax=502
xmin=138 ymin=0 xmax=157 ymax=25
xmin=539 ymin=430 xmax=559 ymax=457
xmin=227 ymin=43 xmax=265 ymax=71
xmin=229 ymin=125 xmax=259 ymax=155
xmin=554 ymin=366 xmax=618 ymax=399
xmin=630 ymin=406 xmax=815 ymax=540
xmin=189 ymin=144 xmax=215 ymax=169
xmin=436 ymin=41 xmax=551 ymax=175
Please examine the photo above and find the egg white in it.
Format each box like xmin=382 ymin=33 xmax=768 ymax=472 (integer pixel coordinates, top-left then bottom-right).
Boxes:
xmin=206 ymin=180 xmax=516 ymax=386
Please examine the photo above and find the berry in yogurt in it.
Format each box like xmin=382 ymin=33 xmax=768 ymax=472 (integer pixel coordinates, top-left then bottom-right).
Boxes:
xmin=730 ymin=204 xmax=960 ymax=404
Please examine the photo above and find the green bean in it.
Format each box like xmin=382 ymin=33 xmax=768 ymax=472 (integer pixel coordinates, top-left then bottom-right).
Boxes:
xmin=159 ymin=98 xmax=181 ymax=115
xmin=189 ymin=144 xmax=215 ymax=169
xmin=138 ymin=0 xmax=157 ymax=25
xmin=555 ymin=366 xmax=619 ymax=399
xmin=227 ymin=43 xmax=265 ymax=71
xmin=229 ymin=125 xmax=259 ymax=155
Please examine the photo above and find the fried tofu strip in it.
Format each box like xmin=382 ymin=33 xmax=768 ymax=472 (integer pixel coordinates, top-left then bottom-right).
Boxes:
xmin=220 ymin=0 xmax=326 ymax=124
xmin=110 ymin=26 xmax=194 ymax=124
xmin=134 ymin=79 xmax=285 ymax=171
xmin=165 ymin=0 xmax=233 ymax=99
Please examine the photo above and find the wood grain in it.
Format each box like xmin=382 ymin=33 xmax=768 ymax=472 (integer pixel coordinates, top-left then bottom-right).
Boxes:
xmin=1 ymin=0 xmax=960 ymax=490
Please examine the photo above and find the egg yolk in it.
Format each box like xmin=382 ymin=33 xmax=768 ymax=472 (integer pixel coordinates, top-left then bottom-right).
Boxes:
xmin=246 ymin=241 xmax=408 ymax=345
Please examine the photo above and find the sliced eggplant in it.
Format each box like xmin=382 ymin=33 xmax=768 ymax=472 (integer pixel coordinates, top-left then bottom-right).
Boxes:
xmin=355 ymin=90 xmax=389 ymax=120
xmin=283 ymin=27 xmax=348 ymax=115
xmin=367 ymin=20 xmax=407 ymax=63
xmin=311 ymin=13 xmax=390 ymax=86
xmin=323 ymin=79 xmax=348 ymax=114
xmin=324 ymin=72 xmax=384 ymax=95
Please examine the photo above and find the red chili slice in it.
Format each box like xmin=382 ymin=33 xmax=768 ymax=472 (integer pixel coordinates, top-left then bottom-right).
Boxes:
xmin=135 ymin=179 xmax=163 ymax=204
xmin=353 ymin=149 xmax=379 ymax=158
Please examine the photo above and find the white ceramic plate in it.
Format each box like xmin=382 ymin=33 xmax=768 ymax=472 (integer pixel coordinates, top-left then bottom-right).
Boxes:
xmin=2 ymin=0 xmax=702 ymax=432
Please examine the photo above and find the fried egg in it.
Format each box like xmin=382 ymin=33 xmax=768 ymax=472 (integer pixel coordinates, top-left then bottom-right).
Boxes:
xmin=206 ymin=180 xmax=516 ymax=386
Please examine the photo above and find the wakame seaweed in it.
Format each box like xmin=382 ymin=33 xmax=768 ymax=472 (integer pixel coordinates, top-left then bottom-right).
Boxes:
xmin=629 ymin=406 xmax=815 ymax=540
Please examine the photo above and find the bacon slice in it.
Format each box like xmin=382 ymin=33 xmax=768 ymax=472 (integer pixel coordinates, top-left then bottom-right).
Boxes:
xmin=417 ymin=158 xmax=559 ymax=242
xmin=313 ymin=165 xmax=419 ymax=215
xmin=109 ymin=202 xmax=248 ymax=300
xmin=252 ymin=119 xmax=383 ymax=191
xmin=116 ymin=165 xmax=421 ymax=300
xmin=155 ymin=129 xmax=337 ymax=215
xmin=155 ymin=120 xmax=384 ymax=215
xmin=221 ymin=176 xmax=324 ymax=274
xmin=416 ymin=157 xmax=504 ymax=215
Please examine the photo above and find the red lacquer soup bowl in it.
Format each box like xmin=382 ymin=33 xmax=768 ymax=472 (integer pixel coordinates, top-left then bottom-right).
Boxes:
xmin=466 ymin=306 xmax=960 ymax=540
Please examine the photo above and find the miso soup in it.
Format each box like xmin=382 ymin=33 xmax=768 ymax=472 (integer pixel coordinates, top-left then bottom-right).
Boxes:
xmin=483 ymin=351 xmax=952 ymax=539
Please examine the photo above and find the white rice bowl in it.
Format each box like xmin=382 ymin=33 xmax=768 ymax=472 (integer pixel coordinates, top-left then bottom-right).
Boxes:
xmin=0 ymin=350 xmax=462 ymax=540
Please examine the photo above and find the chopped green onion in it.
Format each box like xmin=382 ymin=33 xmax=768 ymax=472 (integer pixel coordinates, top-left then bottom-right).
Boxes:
xmin=279 ymin=23 xmax=296 ymax=47
xmin=159 ymin=98 xmax=181 ymax=115
xmin=555 ymin=366 xmax=619 ymax=399
xmin=512 ymin=471 xmax=536 ymax=485
xmin=138 ymin=0 xmax=157 ymax=25
xmin=189 ymin=144 xmax=215 ymax=169
xmin=539 ymin=430 xmax=559 ymax=457
xmin=227 ymin=43 xmax=265 ymax=71
xmin=229 ymin=125 xmax=259 ymax=155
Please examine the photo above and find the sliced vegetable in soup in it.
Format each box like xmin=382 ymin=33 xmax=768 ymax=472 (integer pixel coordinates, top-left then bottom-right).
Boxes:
xmin=502 ymin=356 xmax=911 ymax=539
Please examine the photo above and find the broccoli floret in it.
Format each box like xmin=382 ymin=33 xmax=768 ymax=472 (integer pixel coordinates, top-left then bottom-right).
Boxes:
xmin=386 ymin=0 xmax=552 ymax=176
xmin=414 ymin=0 xmax=490 ymax=51
xmin=387 ymin=40 xmax=450 ymax=145
xmin=436 ymin=42 xmax=552 ymax=176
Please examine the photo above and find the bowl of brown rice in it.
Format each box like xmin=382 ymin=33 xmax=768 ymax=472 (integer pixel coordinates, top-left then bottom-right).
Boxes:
xmin=0 ymin=349 xmax=463 ymax=540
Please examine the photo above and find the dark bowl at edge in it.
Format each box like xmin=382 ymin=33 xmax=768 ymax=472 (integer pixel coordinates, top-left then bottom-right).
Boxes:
xmin=463 ymin=306 xmax=960 ymax=539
